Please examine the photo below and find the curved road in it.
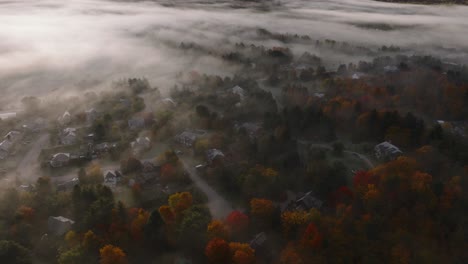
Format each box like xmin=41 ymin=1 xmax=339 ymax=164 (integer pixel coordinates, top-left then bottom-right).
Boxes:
xmin=180 ymin=158 xmax=233 ymax=219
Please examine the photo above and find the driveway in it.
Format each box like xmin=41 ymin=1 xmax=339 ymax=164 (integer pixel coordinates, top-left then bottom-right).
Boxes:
xmin=179 ymin=157 xmax=233 ymax=219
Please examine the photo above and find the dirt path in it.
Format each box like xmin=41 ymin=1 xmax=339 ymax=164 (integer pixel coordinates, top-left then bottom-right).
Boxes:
xmin=179 ymin=157 xmax=233 ymax=219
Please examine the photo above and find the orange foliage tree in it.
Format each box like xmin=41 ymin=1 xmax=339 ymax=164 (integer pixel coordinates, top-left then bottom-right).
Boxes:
xmin=250 ymin=198 xmax=275 ymax=224
xmin=207 ymin=220 xmax=230 ymax=240
xmin=229 ymin=242 xmax=255 ymax=264
xmin=99 ymin=245 xmax=128 ymax=264
xmin=129 ymin=208 xmax=150 ymax=242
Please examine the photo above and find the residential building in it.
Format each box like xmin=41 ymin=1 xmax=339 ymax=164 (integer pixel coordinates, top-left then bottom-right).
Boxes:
xmin=104 ymin=170 xmax=122 ymax=187
xmin=48 ymin=216 xmax=75 ymax=236
xmin=375 ymin=141 xmax=403 ymax=160
xmin=131 ymin=137 xmax=151 ymax=154
xmin=61 ymin=128 xmax=77 ymax=145
xmin=175 ymin=131 xmax=198 ymax=147
xmin=206 ymin=149 xmax=225 ymax=165
xmin=50 ymin=153 xmax=71 ymax=168
xmin=85 ymin=108 xmax=98 ymax=124
xmin=128 ymin=117 xmax=145 ymax=130
xmin=58 ymin=111 xmax=72 ymax=125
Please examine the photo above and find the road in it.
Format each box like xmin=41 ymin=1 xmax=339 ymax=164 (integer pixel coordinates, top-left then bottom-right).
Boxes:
xmin=16 ymin=133 xmax=50 ymax=183
xmin=179 ymin=157 xmax=233 ymax=219
xmin=297 ymin=140 xmax=374 ymax=169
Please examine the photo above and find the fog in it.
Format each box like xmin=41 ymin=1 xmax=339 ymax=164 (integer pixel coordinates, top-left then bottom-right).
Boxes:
xmin=1 ymin=0 xmax=468 ymax=106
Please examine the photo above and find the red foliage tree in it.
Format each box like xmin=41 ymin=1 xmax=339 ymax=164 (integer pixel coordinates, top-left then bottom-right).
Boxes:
xmin=301 ymin=223 xmax=323 ymax=249
xmin=353 ymin=170 xmax=376 ymax=189
xmin=226 ymin=211 xmax=249 ymax=234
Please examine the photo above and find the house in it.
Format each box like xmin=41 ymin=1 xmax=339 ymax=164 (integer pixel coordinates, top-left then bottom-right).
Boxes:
xmin=94 ymin=142 xmax=117 ymax=154
xmin=295 ymin=191 xmax=323 ymax=211
xmin=383 ymin=65 xmax=399 ymax=73
xmin=103 ymin=170 xmax=122 ymax=187
xmin=48 ymin=216 xmax=75 ymax=236
xmin=58 ymin=111 xmax=72 ymax=125
xmin=19 ymin=184 xmax=34 ymax=192
xmin=61 ymin=128 xmax=78 ymax=145
xmin=57 ymin=178 xmax=79 ymax=192
xmin=352 ymin=72 xmax=366 ymax=80
xmin=206 ymin=149 xmax=225 ymax=165
xmin=250 ymin=232 xmax=267 ymax=250
xmin=249 ymin=232 xmax=271 ymax=261
xmin=314 ymin=93 xmax=325 ymax=99
xmin=139 ymin=161 xmax=160 ymax=184
xmin=128 ymin=117 xmax=145 ymax=130
xmin=174 ymin=131 xmax=199 ymax=147
xmin=161 ymin=98 xmax=177 ymax=107
xmin=4 ymin=131 xmax=21 ymax=142
xmin=375 ymin=141 xmax=402 ymax=160
xmin=50 ymin=153 xmax=71 ymax=168
xmin=85 ymin=108 xmax=98 ymax=123
xmin=131 ymin=137 xmax=151 ymax=154
xmin=231 ymin=85 xmax=246 ymax=101
xmin=282 ymin=191 xmax=323 ymax=212
xmin=235 ymin=122 xmax=263 ymax=141
xmin=0 ymin=139 xmax=13 ymax=159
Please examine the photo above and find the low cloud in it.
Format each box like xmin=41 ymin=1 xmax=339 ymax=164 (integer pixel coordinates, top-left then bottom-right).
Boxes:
xmin=0 ymin=0 xmax=467 ymax=106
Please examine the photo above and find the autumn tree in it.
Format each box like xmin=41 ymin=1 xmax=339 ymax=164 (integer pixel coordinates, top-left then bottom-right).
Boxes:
xmin=229 ymin=242 xmax=255 ymax=264
xmin=99 ymin=245 xmax=127 ymax=264
xmin=250 ymin=198 xmax=275 ymax=228
xmin=0 ymin=240 xmax=31 ymax=264
xmin=168 ymin=192 xmax=193 ymax=218
xmin=129 ymin=208 xmax=150 ymax=242
xmin=207 ymin=220 xmax=230 ymax=240
xmin=226 ymin=211 xmax=249 ymax=237
xmin=205 ymin=238 xmax=230 ymax=263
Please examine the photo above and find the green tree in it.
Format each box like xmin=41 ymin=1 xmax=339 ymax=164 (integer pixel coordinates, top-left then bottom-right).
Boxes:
xmin=0 ymin=240 xmax=31 ymax=264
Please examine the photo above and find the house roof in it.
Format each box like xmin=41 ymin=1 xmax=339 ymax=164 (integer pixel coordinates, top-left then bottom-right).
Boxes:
xmin=52 ymin=153 xmax=70 ymax=159
xmin=0 ymin=140 xmax=12 ymax=151
xmin=4 ymin=131 xmax=20 ymax=140
xmin=207 ymin=149 xmax=225 ymax=162
xmin=50 ymin=216 xmax=75 ymax=224
xmin=296 ymin=191 xmax=323 ymax=210
xmin=250 ymin=232 xmax=267 ymax=249
xmin=176 ymin=131 xmax=198 ymax=141
xmin=375 ymin=141 xmax=402 ymax=155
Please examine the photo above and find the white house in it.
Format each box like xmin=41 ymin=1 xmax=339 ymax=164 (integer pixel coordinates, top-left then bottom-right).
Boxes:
xmin=131 ymin=137 xmax=151 ymax=154
xmin=58 ymin=111 xmax=72 ymax=125
xmin=61 ymin=128 xmax=77 ymax=145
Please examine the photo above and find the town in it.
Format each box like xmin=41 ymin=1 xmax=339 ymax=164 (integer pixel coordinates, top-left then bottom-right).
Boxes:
xmin=0 ymin=31 xmax=467 ymax=263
